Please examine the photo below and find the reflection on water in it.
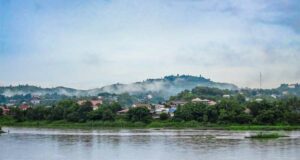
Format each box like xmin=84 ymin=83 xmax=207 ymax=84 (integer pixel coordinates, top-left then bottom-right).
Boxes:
xmin=1 ymin=127 xmax=300 ymax=160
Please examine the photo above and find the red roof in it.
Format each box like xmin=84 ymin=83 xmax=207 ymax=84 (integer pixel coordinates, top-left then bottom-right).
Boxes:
xmin=91 ymin=100 xmax=102 ymax=107
xmin=20 ymin=104 xmax=30 ymax=110
xmin=0 ymin=106 xmax=10 ymax=115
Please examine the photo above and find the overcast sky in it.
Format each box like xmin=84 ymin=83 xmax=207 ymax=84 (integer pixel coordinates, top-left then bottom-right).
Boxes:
xmin=1 ymin=0 xmax=300 ymax=89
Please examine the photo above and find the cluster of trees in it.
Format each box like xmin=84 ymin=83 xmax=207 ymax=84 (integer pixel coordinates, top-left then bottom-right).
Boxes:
xmin=170 ymin=87 xmax=234 ymax=101
xmin=2 ymin=96 xmax=300 ymax=125
xmin=4 ymin=100 xmax=153 ymax=123
xmin=6 ymin=100 xmax=120 ymax=122
xmin=175 ymin=97 xmax=300 ymax=125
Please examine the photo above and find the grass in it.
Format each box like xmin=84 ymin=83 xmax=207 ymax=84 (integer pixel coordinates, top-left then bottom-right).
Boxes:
xmin=246 ymin=132 xmax=287 ymax=139
xmin=1 ymin=116 xmax=300 ymax=130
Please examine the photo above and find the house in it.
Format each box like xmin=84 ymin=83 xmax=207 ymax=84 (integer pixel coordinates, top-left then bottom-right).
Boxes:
xmin=255 ymin=98 xmax=263 ymax=102
xmin=244 ymin=108 xmax=251 ymax=114
xmin=0 ymin=106 xmax=10 ymax=115
xmin=223 ymin=95 xmax=230 ymax=98
xmin=154 ymin=104 xmax=165 ymax=109
xmin=282 ymin=91 xmax=289 ymax=95
xmin=208 ymin=101 xmax=217 ymax=106
xmin=154 ymin=107 xmax=168 ymax=115
xmin=168 ymin=107 xmax=177 ymax=117
xmin=192 ymin=98 xmax=209 ymax=103
xmin=77 ymin=100 xmax=86 ymax=105
xmin=132 ymin=103 xmax=152 ymax=110
xmin=271 ymin=94 xmax=277 ymax=99
xmin=30 ymin=96 xmax=41 ymax=105
xmin=77 ymin=99 xmax=103 ymax=110
xmin=90 ymin=100 xmax=103 ymax=110
xmin=191 ymin=98 xmax=216 ymax=106
xmin=117 ymin=109 xmax=129 ymax=115
xmin=169 ymin=100 xmax=187 ymax=107
xmin=288 ymin=84 xmax=297 ymax=89
xmin=19 ymin=104 xmax=30 ymax=111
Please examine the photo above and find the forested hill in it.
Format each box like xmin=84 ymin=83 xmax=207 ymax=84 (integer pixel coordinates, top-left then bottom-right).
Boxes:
xmin=89 ymin=75 xmax=238 ymax=98
xmin=0 ymin=75 xmax=238 ymax=98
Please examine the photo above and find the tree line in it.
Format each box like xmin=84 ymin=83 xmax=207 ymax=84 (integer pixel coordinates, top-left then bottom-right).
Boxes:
xmin=174 ymin=97 xmax=300 ymax=124
xmin=1 ymin=97 xmax=300 ymax=125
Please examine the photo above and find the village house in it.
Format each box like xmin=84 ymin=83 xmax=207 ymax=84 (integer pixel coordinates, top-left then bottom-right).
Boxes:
xmin=30 ymin=96 xmax=41 ymax=105
xmin=169 ymin=100 xmax=187 ymax=108
xmin=191 ymin=98 xmax=217 ymax=106
xmin=77 ymin=98 xmax=103 ymax=110
xmin=117 ymin=108 xmax=129 ymax=115
xmin=288 ymin=84 xmax=297 ymax=89
xmin=90 ymin=99 xmax=103 ymax=110
xmin=255 ymin=98 xmax=263 ymax=102
xmin=168 ymin=107 xmax=177 ymax=117
xmin=154 ymin=104 xmax=168 ymax=115
xmin=19 ymin=103 xmax=30 ymax=111
xmin=0 ymin=106 xmax=10 ymax=115
xmin=223 ymin=94 xmax=230 ymax=98
xmin=132 ymin=103 xmax=152 ymax=110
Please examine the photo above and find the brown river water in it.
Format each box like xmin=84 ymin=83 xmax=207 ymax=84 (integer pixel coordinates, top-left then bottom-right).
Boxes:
xmin=1 ymin=127 xmax=300 ymax=160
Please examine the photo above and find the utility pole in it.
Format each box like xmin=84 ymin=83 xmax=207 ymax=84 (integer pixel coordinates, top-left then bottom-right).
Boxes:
xmin=259 ymin=72 xmax=262 ymax=90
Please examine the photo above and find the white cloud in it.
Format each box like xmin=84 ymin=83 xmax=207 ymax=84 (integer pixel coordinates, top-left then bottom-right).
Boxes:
xmin=0 ymin=0 xmax=299 ymax=89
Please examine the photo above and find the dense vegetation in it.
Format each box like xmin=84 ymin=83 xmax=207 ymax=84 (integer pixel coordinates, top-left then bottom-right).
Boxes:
xmin=1 ymin=96 xmax=300 ymax=127
xmin=1 ymin=85 xmax=300 ymax=130
xmin=175 ymin=98 xmax=300 ymax=125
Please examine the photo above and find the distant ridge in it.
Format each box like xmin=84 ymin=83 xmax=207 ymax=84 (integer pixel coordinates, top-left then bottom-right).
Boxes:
xmin=0 ymin=75 xmax=238 ymax=98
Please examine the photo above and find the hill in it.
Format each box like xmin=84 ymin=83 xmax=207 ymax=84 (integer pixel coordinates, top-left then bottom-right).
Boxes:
xmin=0 ymin=75 xmax=238 ymax=99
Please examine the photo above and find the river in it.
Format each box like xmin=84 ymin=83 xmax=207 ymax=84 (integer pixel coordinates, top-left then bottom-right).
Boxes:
xmin=1 ymin=127 xmax=300 ymax=160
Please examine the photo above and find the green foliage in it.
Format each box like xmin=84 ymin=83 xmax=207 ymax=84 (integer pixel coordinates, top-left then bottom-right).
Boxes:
xmin=3 ymin=93 xmax=300 ymax=126
xmin=127 ymin=107 xmax=152 ymax=123
xmin=175 ymin=103 xmax=207 ymax=121
xmin=117 ymin=93 xmax=137 ymax=106
xmin=0 ymin=108 xmax=3 ymax=116
xmin=159 ymin=113 xmax=169 ymax=120
xmin=247 ymin=132 xmax=285 ymax=139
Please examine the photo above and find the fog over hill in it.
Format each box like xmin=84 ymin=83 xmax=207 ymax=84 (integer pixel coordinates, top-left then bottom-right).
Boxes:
xmin=0 ymin=75 xmax=238 ymax=98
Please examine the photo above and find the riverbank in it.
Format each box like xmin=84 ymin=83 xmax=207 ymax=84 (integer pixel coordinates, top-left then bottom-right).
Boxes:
xmin=1 ymin=117 xmax=299 ymax=130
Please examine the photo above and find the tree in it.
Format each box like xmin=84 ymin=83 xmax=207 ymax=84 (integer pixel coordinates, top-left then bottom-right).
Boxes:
xmin=127 ymin=107 xmax=151 ymax=123
xmin=26 ymin=106 xmax=48 ymax=120
xmin=159 ymin=113 xmax=169 ymax=120
xmin=48 ymin=106 xmax=64 ymax=121
xmin=255 ymin=110 xmax=275 ymax=124
xmin=216 ymin=99 xmax=244 ymax=123
xmin=88 ymin=109 xmax=103 ymax=120
xmin=0 ymin=108 xmax=3 ymax=116
xmin=108 ymin=102 xmax=122 ymax=113
xmin=235 ymin=94 xmax=246 ymax=104
xmin=174 ymin=103 xmax=209 ymax=122
xmin=102 ymin=109 xmax=115 ymax=121
xmin=10 ymin=107 xmax=25 ymax=122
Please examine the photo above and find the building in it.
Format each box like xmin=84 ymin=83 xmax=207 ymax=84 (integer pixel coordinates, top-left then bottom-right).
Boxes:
xmin=169 ymin=100 xmax=187 ymax=107
xmin=30 ymin=96 xmax=41 ymax=105
xmin=255 ymin=98 xmax=263 ymax=102
xmin=77 ymin=99 xmax=103 ymax=110
xmin=90 ymin=100 xmax=103 ymax=110
xmin=208 ymin=101 xmax=217 ymax=106
xmin=223 ymin=95 xmax=230 ymax=98
xmin=191 ymin=98 xmax=216 ymax=106
xmin=0 ymin=106 xmax=10 ymax=115
xmin=19 ymin=104 xmax=30 ymax=111
xmin=244 ymin=108 xmax=251 ymax=114
xmin=168 ymin=107 xmax=177 ymax=117
xmin=288 ymin=84 xmax=297 ymax=89
xmin=192 ymin=98 xmax=209 ymax=103
xmin=132 ymin=103 xmax=152 ymax=110
xmin=117 ymin=109 xmax=129 ymax=115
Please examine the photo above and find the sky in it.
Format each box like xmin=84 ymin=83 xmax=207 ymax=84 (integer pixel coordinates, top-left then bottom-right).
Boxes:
xmin=0 ymin=0 xmax=300 ymax=89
